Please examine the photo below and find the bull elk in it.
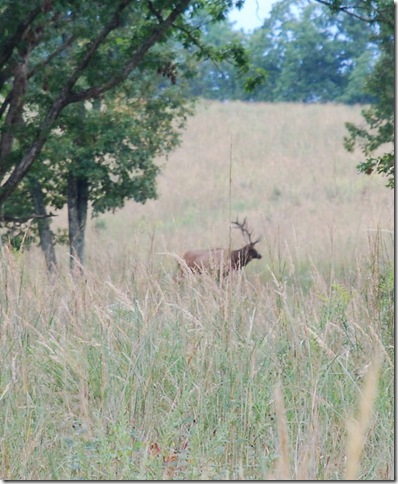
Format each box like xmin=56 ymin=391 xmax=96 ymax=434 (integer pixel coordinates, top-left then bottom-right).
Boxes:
xmin=178 ymin=217 xmax=262 ymax=278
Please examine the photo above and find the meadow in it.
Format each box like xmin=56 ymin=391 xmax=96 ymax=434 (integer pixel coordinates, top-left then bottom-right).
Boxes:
xmin=0 ymin=101 xmax=394 ymax=480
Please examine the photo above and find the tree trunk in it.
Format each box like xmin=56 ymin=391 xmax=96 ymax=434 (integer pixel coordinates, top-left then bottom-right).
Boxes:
xmin=0 ymin=45 xmax=30 ymax=180
xmin=67 ymin=172 xmax=88 ymax=272
xmin=29 ymin=180 xmax=57 ymax=272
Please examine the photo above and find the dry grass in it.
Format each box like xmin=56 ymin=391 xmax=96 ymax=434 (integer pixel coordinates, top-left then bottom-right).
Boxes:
xmin=0 ymin=101 xmax=394 ymax=480
xmin=345 ymin=357 xmax=382 ymax=480
xmin=80 ymin=101 xmax=392 ymax=277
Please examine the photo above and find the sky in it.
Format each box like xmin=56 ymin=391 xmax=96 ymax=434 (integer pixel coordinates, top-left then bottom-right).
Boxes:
xmin=228 ymin=0 xmax=277 ymax=32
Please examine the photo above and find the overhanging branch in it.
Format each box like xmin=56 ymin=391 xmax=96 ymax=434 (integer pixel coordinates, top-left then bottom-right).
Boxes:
xmin=0 ymin=0 xmax=193 ymax=206
xmin=0 ymin=212 xmax=56 ymax=224
xmin=0 ymin=0 xmax=134 ymax=206
xmin=67 ymin=0 xmax=192 ymax=104
xmin=313 ymin=0 xmax=392 ymax=26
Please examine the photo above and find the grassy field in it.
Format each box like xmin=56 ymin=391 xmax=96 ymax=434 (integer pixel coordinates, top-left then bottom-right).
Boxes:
xmin=0 ymin=101 xmax=394 ymax=480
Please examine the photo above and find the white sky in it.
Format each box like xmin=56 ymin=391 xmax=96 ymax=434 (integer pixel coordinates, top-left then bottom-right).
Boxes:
xmin=228 ymin=0 xmax=276 ymax=31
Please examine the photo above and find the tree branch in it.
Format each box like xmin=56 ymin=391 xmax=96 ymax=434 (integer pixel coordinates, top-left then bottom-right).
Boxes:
xmin=0 ymin=0 xmax=192 ymax=206
xmin=28 ymin=34 xmax=77 ymax=80
xmin=0 ymin=0 xmax=133 ymax=206
xmin=0 ymin=212 xmax=56 ymax=224
xmin=0 ymin=5 xmax=41 ymax=69
xmin=67 ymin=0 xmax=192 ymax=104
xmin=0 ymin=46 xmax=31 ymax=179
xmin=0 ymin=90 xmax=12 ymax=119
xmin=313 ymin=0 xmax=391 ymax=25
xmin=62 ymin=0 xmax=132 ymax=100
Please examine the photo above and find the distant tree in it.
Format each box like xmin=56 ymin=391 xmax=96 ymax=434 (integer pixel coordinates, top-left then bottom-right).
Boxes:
xmin=314 ymin=0 xmax=394 ymax=188
xmin=188 ymin=21 xmax=247 ymax=100
xmin=0 ymin=0 xmax=252 ymax=270
xmin=184 ymin=12 xmax=266 ymax=101
xmin=247 ymin=0 xmax=377 ymax=103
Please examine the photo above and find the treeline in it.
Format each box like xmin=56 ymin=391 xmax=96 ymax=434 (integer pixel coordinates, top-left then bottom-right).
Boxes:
xmin=190 ymin=0 xmax=378 ymax=104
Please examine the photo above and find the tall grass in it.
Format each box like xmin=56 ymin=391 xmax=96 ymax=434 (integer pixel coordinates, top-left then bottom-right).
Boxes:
xmin=0 ymin=101 xmax=394 ymax=479
xmin=0 ymin=228 xmax=393 ymax=479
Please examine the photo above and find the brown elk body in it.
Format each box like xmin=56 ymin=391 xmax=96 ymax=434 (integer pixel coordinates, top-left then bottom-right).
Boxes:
xmin=178 ymin=218 xmax=262 ymax=278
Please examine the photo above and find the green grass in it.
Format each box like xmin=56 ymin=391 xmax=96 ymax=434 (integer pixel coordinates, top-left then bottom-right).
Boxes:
xmin=0 ymin=101 xmax=394 ymax=479
xmin=0 ymin=229 xmax=393 ymax=479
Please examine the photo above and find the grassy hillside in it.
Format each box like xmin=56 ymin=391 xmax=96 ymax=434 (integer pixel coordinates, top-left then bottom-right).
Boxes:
xmin=0 ymin=101 xmax=394 ymax=479
xmin=87 ymin=101 xmax=392 ymax=277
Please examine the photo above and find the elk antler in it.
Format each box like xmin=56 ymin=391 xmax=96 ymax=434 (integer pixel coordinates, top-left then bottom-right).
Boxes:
xmin=231 ymin=217 xmax=261 ymax=245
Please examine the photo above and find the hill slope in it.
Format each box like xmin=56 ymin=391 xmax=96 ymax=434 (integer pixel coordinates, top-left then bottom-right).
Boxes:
xmin=85 ymin=101 xmax=393 ymax=275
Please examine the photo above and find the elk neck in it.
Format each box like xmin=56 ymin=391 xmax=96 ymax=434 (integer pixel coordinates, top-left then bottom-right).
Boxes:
xmin=230 ymin=244 xmax=252 ymax=270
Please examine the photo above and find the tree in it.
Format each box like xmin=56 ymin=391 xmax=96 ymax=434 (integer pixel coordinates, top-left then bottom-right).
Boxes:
xmin=314 ymin=0 xmax=394 ymax=187
xmin=246 ymin=0 xmax=377 ymax=103
xmin=0 ymin=0 xmax=251 ymax=269
xmin=188 ymin=21 xmax=248 ymax=100
xmin=185 ymin=17 xmax=266 ymax=100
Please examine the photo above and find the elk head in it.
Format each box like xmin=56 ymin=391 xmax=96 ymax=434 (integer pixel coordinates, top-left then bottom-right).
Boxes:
xmin=231 ymin=217 xmax=262 ymax=269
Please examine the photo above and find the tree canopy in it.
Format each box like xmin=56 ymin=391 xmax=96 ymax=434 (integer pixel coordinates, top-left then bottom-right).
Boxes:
xmin=188 ymin=0 xmax=379 ymax=104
